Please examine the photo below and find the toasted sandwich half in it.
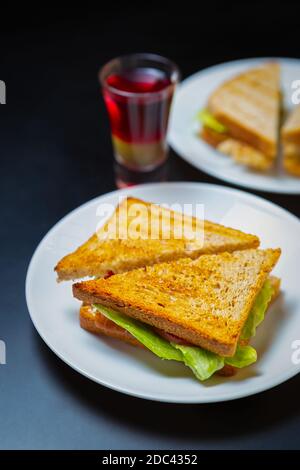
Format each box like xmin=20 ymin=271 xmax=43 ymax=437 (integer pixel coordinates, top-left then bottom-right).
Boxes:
xmin=281 ymin=105 xmax=300 ymax=177
xmin=55 ymin=197 xmax=259 ymax=281
xmin=199 ymin=63 xmax=281 ymax=171
xmin=73 ymin=248 xmax=281 ymax=381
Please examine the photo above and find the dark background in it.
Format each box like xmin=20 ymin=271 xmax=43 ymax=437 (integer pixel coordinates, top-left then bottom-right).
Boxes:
xmin=1 ymin=2 xmax=300 ymax=449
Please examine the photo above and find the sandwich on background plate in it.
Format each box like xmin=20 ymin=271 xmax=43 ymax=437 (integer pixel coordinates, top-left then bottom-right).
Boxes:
xmin=281 ymin=104 xmax=300 ymax=177
xmin=73 ymin=248 xmax=281 ymax=381
xmin=55 ymin=197 xmax=259 ymax=281
xmin=198 ymin=63 xmax=281 ymax=171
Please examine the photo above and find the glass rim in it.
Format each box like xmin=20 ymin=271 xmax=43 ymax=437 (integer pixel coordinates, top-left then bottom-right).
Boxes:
xmin=99 ymin=53 xmax=180 ymax=98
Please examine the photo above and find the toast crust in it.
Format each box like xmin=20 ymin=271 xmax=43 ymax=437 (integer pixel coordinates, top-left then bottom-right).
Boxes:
xmin=283 ymin=156 xmax=300 ymax=177
xmin=73 ymin=249 xmax=280 ymax=357
xmin=282 ymin=106 xmax=300 ymax=177
xmin=55 ymin=197 xmax=259 ymax=281
xmin=282 ymin=104 xmax=300 ymax=144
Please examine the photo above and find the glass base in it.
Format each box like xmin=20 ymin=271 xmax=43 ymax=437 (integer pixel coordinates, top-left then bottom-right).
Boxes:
xmin=113 ymin=136 xmax=168 ymax=172
xmin=114 ymin=160 xmax=169 ymax=188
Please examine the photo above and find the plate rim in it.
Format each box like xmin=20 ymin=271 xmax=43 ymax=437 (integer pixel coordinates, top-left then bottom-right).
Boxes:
xmin=169 ymin=56 xmax=300 ymax=195
xmin=25 ymin=181 xmax=300 ymax=403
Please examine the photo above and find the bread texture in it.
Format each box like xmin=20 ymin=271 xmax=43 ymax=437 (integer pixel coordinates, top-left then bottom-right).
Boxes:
xmin=80 ymin=276 xmax=280 ymax=376
xmin=281 ymin=105 xmax=300 ymax=177
xmin=55 ymin=197 xmax=259 ymax=281
xmin=73 ymin=248 xmax=280 ymax=357
xmin=202 ymin=63 xmax=281 ymax=170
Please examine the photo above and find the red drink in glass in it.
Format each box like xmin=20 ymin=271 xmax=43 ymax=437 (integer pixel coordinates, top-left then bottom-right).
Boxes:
xmin=100 ymin=54 xmax=179 ymax=182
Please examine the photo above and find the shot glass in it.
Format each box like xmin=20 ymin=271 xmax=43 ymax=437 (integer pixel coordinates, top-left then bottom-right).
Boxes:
xmin=99 ymin=53 xmax=180 ymax=186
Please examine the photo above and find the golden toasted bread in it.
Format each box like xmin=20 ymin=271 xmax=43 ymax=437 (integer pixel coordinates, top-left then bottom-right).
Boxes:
xmin=73 ymin=248 xmax=280 ymax=357
xmin=80 ymin=276 xmax=280 ymax=376
xmin=281 ymin=105 xmax=300 ymax=177
xmin=55 ymin=197 xmax=259 ymax=281
xmin=282 ymin=104 xmax=300 ymax=143
xmin=203 ymin=63 xmax=281 ymax=170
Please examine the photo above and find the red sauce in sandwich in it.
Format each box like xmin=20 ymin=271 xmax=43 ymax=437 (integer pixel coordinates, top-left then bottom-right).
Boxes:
xmin=104 ymin=270 xmax=115 ymax=279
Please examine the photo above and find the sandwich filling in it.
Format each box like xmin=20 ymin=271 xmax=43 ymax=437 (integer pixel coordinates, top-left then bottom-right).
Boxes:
xmin=197 ymin=109 xmax=228 ymax=134
xmin=93 ymin=279 xmax=274 ymax=381
xmin=197 ymin=109 xmax=275 ymax=171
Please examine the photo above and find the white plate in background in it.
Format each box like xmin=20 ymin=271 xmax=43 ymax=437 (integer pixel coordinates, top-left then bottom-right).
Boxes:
xmin=26 ymin=182 xmax=300 ymax=403
xmin=169 ymin=58 xmax=300 ymax=194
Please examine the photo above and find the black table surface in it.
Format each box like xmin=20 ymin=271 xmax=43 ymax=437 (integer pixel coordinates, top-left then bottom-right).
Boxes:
xmin=1 ymin=5 xmax=300 ymax=450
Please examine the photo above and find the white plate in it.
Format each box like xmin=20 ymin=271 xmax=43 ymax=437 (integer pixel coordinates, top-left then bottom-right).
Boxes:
xmin=26 ymin=182 xmax=300 ymax=403
xmin=169 ymin=58 xmax=300 ymax=194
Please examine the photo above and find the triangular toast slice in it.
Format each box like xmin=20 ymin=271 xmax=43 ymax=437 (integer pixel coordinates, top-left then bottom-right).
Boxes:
xmin=79 ymin=275 xmax=281 ymax=376
xmin=281 ymin=105 xmax=300 ymax=176
xmin=55 ymin=197 xmax=259 ymax=281
xmin=203 ymin=63 xmax=281 ymax=170
xmin=73 ymin=248 xmax=280 ymax=357
xmin=79 ymin=276 xmax=280 ymax=346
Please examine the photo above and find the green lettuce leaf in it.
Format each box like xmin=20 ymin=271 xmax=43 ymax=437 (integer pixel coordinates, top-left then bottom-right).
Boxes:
xmin=94 ymin=304 xmax=224 ymax=379
xmin=172 ymin=344 xmax=225 ymax=381
xmin=197 ymin=109 xmax=228 ymax=133
xmin=93 ymin=286 xmax=271 ymax=382
xmin=225 ymin=344 xmax=257 ymax=368
xmin=94 ymin=305 xmax=182 ymax=361
xmin=172 ymin=343 xmax=257 ymax=380
xmin=241 ymin=280 xmax=274 ymax=340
